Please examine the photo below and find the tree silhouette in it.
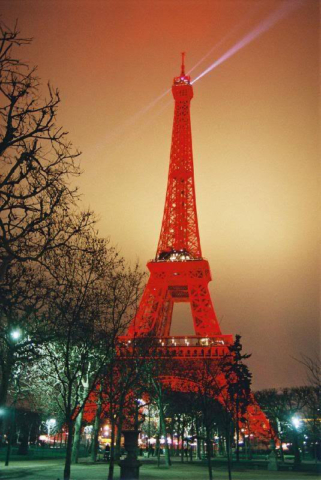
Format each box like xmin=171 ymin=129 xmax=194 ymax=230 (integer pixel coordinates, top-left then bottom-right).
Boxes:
xmin=0 ymin=21 xmax=92 ymax=280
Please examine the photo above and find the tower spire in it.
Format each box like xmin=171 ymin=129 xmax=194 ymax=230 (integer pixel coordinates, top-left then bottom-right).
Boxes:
xmin=156 ymin=51 xmax=200 ymax=261
xmin=181 ymin=51 xmax=186 ymax=76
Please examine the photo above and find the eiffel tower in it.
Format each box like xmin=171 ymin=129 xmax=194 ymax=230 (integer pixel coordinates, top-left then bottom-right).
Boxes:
xmin=121 ymin=54 xmax=272 ymax=441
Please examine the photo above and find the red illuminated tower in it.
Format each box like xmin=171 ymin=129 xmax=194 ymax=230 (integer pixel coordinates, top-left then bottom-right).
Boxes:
xmin=126 ymin=53 xmax=230 ymax=342
xmin=121 ymin=55 xmax=273 ymax=442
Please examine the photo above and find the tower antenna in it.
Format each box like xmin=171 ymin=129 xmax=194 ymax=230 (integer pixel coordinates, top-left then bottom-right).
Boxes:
xmin=181 ymin=52 xmax=186 ymax=76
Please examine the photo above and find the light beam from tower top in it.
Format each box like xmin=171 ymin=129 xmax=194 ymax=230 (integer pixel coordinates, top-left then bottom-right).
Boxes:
xmin=100 ymin=1 xmax=304 ymax=150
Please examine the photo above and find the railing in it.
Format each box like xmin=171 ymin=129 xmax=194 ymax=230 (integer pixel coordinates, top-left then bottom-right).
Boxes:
xmin=118 ymin=335 xmax=233 ymax=359
xmin=154 ymin=335 xmax=232 ymax=347
xmin=119 ymin=335 xmax=233 ymax=347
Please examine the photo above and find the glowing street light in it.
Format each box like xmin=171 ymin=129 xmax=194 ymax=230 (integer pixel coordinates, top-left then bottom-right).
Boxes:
xmin=10 ymin=329 xmax=21 ymax=341
xmin=46 ymin=418 xmax=56 ymax=440
xmin=291 ymin=416 xmax=302 ymax=430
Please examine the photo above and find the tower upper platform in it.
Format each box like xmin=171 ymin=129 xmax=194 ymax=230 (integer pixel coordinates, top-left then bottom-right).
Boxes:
xmin=172 ymin=53 xmax=193 ymax=101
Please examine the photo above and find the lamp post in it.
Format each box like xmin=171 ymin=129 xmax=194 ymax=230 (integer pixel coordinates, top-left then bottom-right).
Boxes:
xmin=5 ymin=407 xmax=16 ymax=466
xmin=0 ymin=408 xmax=6 ymax=446
xmin=119 ymin=430 xmax=142 ymax=480
xmin=46 ymin=419 xmax=57 ymax=443
xmin=5 ymin=329 xmax=22 ymax=466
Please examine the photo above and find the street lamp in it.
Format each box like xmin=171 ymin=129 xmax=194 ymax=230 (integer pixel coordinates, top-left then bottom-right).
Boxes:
xmin=46 ymin=418 xmax=56 ymax=441
xmin=10 ymin=329 xmax=21 ymax=341
xmin=291 ymin=416 xmax=301 ymax=430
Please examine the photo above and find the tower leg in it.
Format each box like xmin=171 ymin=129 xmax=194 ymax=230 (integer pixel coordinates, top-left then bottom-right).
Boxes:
xmin=189 ymin=282 xmax=221 ymax=336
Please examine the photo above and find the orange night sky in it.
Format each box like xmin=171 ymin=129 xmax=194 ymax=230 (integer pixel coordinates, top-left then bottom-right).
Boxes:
xmin=2 ymin=0 xmax=319 ymax=390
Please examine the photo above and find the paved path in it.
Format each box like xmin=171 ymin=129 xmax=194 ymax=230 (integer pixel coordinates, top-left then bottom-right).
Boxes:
xmin=0 ymin=458 xmax=317 ymax=480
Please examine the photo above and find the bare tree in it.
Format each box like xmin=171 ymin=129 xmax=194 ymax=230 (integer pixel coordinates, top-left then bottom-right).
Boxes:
xmin=0 ymin=21 xmax=92 ymax=280
xmin=294 ymin=354 xmax=320 ymax=389
xmin=28 ymin=231 xmax=116 ymax=480
xmin=24 ymin=229 xmax=144 ymax=480
xmin=0 ymin=209 xmax=97 ymax=413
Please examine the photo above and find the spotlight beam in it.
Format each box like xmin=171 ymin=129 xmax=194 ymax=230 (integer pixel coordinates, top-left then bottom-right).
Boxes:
xmin=188 ymin=1 xmax=265 ymax=75
xmin=192 ymin=0 xmax=304 ymax=84
xmin=103 ymin=13 xmax=260 ymax=147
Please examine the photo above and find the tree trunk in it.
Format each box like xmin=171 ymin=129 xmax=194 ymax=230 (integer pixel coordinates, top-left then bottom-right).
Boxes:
xmin=276 ymin=419 xmax=284 ymax=462
xmin=202 ymin=426 xmax=206 ymax=459
xmin=147 ymin=406 xmax=152 ymax=457
xmin=293 ymin=431 xmax=301 ymax=466
xmin=176 ymin=415 xmax=181 ymax=457
xmin=235 ymin=408 xmax=240 ymax=462
xmin=156 ymin=434 xmax=161 ymax=467
xmin=189 ymin=439 xmax=193 ymax=462
xmin=171 ymin=416 xmax=176 ymax=457
xmin=244 ymin=435 xmax=251 ymax=460
xmin=278 ymin=443 xmax=284 ymax=462
xmin=5 ymin=408 xmax=15 ymax=466
xmin=91 ymin=387 xmax=102 ymax=462
xmin=236 ymin=426 xmax=240 ymax=462
xmin=159 ymin=398 xmax=171 ymax=467
xmin=0 ymin=350 xmax=14 ymax=409
xmin=71 ymin=409 xmax=83 ymax=464
xmin=0 ymin=254 xmax=13 ymax=282
xmin=218 ymin=435 xmax=226 ymax=456
xmin=205 ymin=426 xmax=213 ymax=480
xmin=235 ymin=428 xmax=240 ymax=461
xmin=180 ymin=416 xmax=185 ymax=463
xmin=108 ymin=416 xmax=116 ymax=480
xmin=195 ymin=419 xmax=202 ymax=460
xmin=63 ymin=419 xmax=74 ymax=480
xmin=115 ymin=415 xmax=123 ymax=461
xmin=226 ymin=422 xmax=232 ymax=480
xmin=17 ymin=422 xmax=29 ymax=455
xmin=0 ymin=353 xmax=13 ymax=445
xmin=313 ymin=417 xmax=318 ymax=463
xmin=189 ymin=419 xmax=194 ymax=462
